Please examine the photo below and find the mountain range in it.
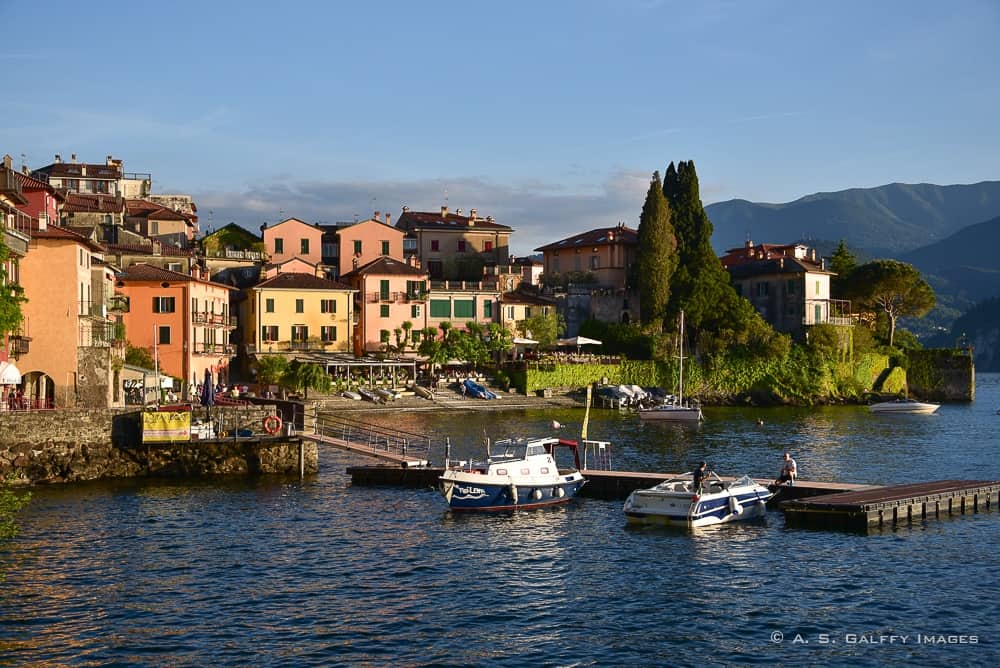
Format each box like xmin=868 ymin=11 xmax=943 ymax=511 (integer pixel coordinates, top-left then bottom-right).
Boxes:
xmin=706 ymin=181 xmax=1000 ymax=257
xmin=705 ymin=181 xmax=1000 ymax=367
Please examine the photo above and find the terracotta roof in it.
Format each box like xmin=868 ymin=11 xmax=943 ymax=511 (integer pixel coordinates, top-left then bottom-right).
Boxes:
xmin=126 ymin=198 xmax=191 ymax=222
xmin=105 ymin=243 xmax=195 ymax=257
xmin=395 ymin=209 xmax=512 ymax=233
xmin=62 ymin=192 xmax=123 ymax=214
xmin=14 ymin=170 xmax=57 ymax=192
xmin=726 ymin=256 xmax=831 ymax=280
xmin=255 ymin=272 xmax=354 ymax=291
xmin=116 ymin=263 xmax=237 ymax=290
xmin=500 ymin=289 xmax=556 ymax=306
xmin=30 ymin=224 xmax=106 ymax=252
xmin=534 ymin=225 xmax=638 ymax=252
xmin=265 ymin=257 xmax=317 ymax=270
xmin=339 ymin=256 xmax=428 ymax=279
xmin=33 ymin=161 xmax=121 ymax=180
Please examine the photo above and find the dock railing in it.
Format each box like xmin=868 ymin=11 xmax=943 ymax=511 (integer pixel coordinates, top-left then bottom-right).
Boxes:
xmin=313 ymin=411 xmax=439 ymax=463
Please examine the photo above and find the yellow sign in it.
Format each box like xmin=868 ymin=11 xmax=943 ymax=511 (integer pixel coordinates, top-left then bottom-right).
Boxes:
xmin=142 ymin=411 xmax=192 ymax=443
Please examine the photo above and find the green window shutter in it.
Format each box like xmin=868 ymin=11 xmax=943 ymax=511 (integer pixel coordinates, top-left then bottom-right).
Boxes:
xmin=430 ymin=300 xmax=451 ymax=318
xmin=454 ymin=299 xmax=475 ymax=318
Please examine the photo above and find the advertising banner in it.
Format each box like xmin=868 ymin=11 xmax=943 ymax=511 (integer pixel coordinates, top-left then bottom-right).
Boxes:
xmin=142 ymin=411 xmax=191 ymax=443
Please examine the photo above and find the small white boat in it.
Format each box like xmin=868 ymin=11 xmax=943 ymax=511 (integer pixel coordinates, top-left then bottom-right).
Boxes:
xmin=638 ymin=310 xmax=703 ymax=422
xmin=375 ymin=388 xmax=401 ymax=401
xmin=623 ymin=472 xmax=772 ymax=527
xmin=413 ymin=385 xmax=434 ymax=400
xmin=869 ymin=399 xmax=940 ymax=414
xmin=341 ymin=391 xmax=362 ymax=401
xmin=439 ymin=436 xmax=587 ymax=511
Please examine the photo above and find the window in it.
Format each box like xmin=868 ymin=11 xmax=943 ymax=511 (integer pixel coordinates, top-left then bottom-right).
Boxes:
xmin=151 ymin=221 xmax=159 ymax=236
xmin=430 ymin=300 xmax=451 ymax=318
xmin=406 ymin=280 xmax=425 ymax=299
xmin=321 ymin=299 xmax=337 ymax=313
xmin=506 ymin=306 xmax=515 ymax=319
xmin=524 ymin=307 xmax=533 ymax=319
xmin=756 ymin=283 xmax=769 ymax=297
xmin=191 ymin=297 xmax=198 ymax=315
xmin=301 ymin=238 xmax=310 ymax=254
xmin=380 ymin=280 xmax=390 ymax=301
xmin=275 ymin=238 xmax=284 ymax=254
xmin=457 ymin=240 xmax=467 ymax=252
xmin=483 ymin=300 xmax=493 ymax=318
xmin=431 ymin=240 xmax=439 ymax=251
xmin=380 ymin=304 xmax=390 ymax=318
xmin=103 ymin=214 xmax=112 ymax=225
xmin=815 ymin=280 xmax=821 ymax=296
xmin=381 ymin=241 xmax=390 ymax=256
xmin=590 ymin=255 xmax=600 ymax=270
xmin=411 ymin=330 xmax=421 ymax=343
xmin=167 ymin=262 xmax=182 ymax=272
xmin=153 ymin=296 xmax=175 ymax=313
xmin=157 ymin=326 xmax=171 ymax=345
xmin=291 ymin=325 xmax=308 ymax=342
xmin=454 ymin=299 xmax=475 ymax=318
xmin=403 ymin=238 xmax=417 ymax=252
xmin=321 ymin=326 xmax=337 ymax=342
xmin=261 ymin=325 xmax=279 ymax=342
xmin=295 ymin=299 xmax=304 ymax=313
xmin=484 ymin=241 xmax=493 ymax=252
xmin=411 ymin=305 xmax=420 ymax=318
xmin=353 ymin=240 xmax=362 ymax=255
xmin=322 ymin=241 xmax=337 ymax=259
xmin=265 ymin=298 xmax=275 ymax=313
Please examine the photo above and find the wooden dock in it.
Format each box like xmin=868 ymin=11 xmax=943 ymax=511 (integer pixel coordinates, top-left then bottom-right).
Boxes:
xmin=782 ymin=479 xmax=1000 ymax=530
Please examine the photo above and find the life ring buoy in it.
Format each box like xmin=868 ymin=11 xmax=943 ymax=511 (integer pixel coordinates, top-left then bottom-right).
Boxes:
xmin=263 ymin=415 xmax=282 ymax=435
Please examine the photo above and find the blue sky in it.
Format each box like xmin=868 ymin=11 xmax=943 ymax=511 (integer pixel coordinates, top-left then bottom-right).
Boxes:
xmin=2 ymin=0 xmax=997 ymax=255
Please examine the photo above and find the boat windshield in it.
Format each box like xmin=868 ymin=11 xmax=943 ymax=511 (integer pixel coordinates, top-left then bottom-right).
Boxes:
xmin=729 ymin=475 xmax=756 ymax=488
xmin=491 ymin=438 xmax=528 ymax=461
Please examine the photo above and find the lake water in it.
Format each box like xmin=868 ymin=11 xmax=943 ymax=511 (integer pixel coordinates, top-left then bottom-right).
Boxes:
xmin=2 ymin=375 xmax=999 ymax=666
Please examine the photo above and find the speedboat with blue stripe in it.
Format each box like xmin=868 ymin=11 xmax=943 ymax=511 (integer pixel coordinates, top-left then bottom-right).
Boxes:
xmin=439 ymin=437 xmax=587 ymax=511
xmin=623 ymin=472 xmax=772 ymax=527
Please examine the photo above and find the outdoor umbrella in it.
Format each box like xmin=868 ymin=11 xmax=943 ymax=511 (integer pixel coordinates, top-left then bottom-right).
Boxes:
xmin=200 ymin=369 xmax=215 ymax=418
xmin=555 ymin=336 xmax=603 ymax=353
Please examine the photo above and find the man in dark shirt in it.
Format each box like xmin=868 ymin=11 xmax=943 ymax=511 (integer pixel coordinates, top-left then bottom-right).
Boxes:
xmin=693 ymin=461 xmax=708 ymax=494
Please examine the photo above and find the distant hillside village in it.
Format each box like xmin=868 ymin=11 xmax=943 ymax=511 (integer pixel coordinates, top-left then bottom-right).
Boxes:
xmin=1 ymin=152 xmax=859 ymax=409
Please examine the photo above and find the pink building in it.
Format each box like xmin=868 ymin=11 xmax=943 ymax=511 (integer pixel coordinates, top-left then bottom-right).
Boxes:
xmin=14 ymin=169 xmax=62 ymax=228
xmin=116 ymin=264 xmax=237 ymax=397
xmin=339 ymin=257 xmax=428 ymax=355
xmin=329 ymin=216 xmax=405 ymax=278
xmin=261 ymin=218 xmax=323 ymax=267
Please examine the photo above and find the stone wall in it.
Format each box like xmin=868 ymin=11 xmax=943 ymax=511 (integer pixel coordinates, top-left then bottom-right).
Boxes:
xmin=0 ymin=406 xmax=317 ymax=484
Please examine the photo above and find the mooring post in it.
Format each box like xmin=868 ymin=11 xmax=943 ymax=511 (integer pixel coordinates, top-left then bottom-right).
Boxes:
xmin=299 ymin=439 xmax=305 ymax=479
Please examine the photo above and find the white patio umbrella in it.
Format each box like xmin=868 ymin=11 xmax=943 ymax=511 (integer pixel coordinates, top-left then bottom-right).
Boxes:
xmin=0 ymin=360 xmax=22 ymax=385
xmin=555 ymin=336 xmax=603 ymax=352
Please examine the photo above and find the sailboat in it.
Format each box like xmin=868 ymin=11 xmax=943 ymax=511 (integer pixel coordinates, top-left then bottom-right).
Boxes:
xmin=638 ymin=310 xmax=704 ymax=422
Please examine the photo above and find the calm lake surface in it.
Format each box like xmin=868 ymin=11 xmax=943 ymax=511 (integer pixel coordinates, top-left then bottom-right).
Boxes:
xmin=3 ymin=375 xmax=999 ymax=666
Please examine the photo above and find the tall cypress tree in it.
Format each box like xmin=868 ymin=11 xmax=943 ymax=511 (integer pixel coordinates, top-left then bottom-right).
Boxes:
xmin=635 ymin=171 xmax=677 ymax=329
xmin=663 ymin=160 xmax=738 ymax=334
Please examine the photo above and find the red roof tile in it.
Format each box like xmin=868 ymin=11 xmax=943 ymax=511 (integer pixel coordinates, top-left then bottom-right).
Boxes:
xmin=534 ymin=225 xmax=637 ymax=252
xmin=116 ymin=263 xmax=237 ymax=290
xmin=255 ymin=272 xmax=354 ymax=291
xmin=395 ymin=209 xmax=512 ymax=233
xmin=339 ymin=256 xmax=428 ymax=279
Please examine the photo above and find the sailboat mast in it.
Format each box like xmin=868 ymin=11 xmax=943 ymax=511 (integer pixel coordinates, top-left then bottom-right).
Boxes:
xmin=678 ymin=310 xmax=684 ymax=405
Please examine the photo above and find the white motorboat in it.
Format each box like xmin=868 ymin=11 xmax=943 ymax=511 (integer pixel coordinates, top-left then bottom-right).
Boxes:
xmin=638 ymin=310 xmax=704 ymax=422
xmin=439 ymin=436 xmax=587 ymax=511
xmin=869 ymin=399 xmax=940 ymax=414
xmin=623 ymin=472 xmax=772 ymax=527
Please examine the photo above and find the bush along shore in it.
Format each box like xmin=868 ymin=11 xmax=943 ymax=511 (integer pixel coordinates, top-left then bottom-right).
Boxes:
xmin=512 ymin=349 xmax=974 ymax=405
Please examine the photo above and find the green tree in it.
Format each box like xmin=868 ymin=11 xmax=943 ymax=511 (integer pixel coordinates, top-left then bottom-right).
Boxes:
xmin=283 ymin=361 xmax=332 ymax=399
xmin=1 ymin=477 xmax=31 ymax=548
xmin=829 ymin=239 xmax=857 ymax=299
xmin=846 ymin=260 xmax=936 ymax=347
xmin=254 ymin=355 xmax=290 ymax=387
xmin=662 ymin=160 xmax=739 ymax=338
xmin=518 ymin=311 xmax=564 ymax=348
xmin=125 ymin=342 xmax=155 ymax=369
xmin=484 ymin=323 xmax=513 ymax=361
xmin=417 ymin=326 xmax=449 ymax=374
xmin=0 ymin=238 xmax=27 ymax=337
xmin=633 ymin=171 xmax=677 ymax=328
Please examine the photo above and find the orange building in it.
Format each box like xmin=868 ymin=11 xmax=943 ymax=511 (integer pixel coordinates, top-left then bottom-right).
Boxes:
xmin=534 ymin=223 xmax=638 ymax=289
xmin=261 ymin=218 xmax=323 ymax=267
xmin=340 ymin=257 xmax=428 ymax=355
xmin=116 ymin=264 xmax=236 ymax=397
xmin=17 ymin=223 xmax=120 ymax=408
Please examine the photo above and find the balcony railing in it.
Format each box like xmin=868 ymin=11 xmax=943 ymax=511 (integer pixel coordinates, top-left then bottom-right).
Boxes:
xmin=193 ymin=343 xmax=235 ymax=355
xmin=366 ymin=291 xmax=427 ymax=304
xmin=803 ymin=299 xmax=853 ymax=326
xmin=193 ymin=312 xmax=237 ymax=328
xmin=78 ymin=301 xmax=112 ymax=319
xmin=202 ymin=248 xmax=266 ymax=262
xmin=79 ymin=320 xmax=124 ymax=348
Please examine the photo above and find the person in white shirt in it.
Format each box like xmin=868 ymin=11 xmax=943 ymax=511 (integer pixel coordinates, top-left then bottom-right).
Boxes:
xmin=774 ymin=452 xmax=797 ymax=486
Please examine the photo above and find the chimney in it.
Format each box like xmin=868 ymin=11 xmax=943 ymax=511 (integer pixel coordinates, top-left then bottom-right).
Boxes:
xmin=374 ymin=210 xmax=380 ymax=222
xmin=2 ymin=154 xmax=10 ymax=170
xmin=810 ymin=248 xmax=816 ymax=261
xmin=38 ymin=213 xmax=48 ymax=231
xmin=401 ymin=205 xmax=409 ymax=213
xmin=55 ymin=154 xmax=62 ymax=163
xmin=470 ymin=208 xmax=477 ymax=221
xmin=260 ymin=223 xmax=268 ymax=232
xmin=106 ymin=155 xmax=113 ymax=165
xmin=71 ymin=153 xmax=77 ymax=163
xmin=385 ymin=212 xmax=392 ymax=226
xmin=441 ymin=205 xmax=448 ymax=218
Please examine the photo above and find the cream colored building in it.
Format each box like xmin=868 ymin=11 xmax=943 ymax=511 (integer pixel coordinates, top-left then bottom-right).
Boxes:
xmin=395 ymin=206 xmax=512 ymax=280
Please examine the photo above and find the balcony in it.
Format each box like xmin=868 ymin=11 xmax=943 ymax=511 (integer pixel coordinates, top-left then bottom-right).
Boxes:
xmin=193 ymin=342 xmax=236 ymax=356
xmin=108 ymin=295 xmax=130 ymax=313
xmin=193 ymin=312 xmax=237 ymax=328
xmin=0 ymin=169 xmax=28 ymax=205
xmin=366 ymin=291 xmax=427 ymax=304
xmin=803 ymin=299 xmax=853 ymax=327
xmin=203 ymin=248 xmax=266 ymax=262
xmin=8 ymin=335 xmax=30 ymax=357
xmin=79 ymin=320 xmax=123 ymax=348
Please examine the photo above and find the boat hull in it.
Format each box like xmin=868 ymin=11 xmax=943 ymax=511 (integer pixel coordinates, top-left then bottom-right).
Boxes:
xmin=638 ymin=406 xmax=704 ymax=422
xmin=440 ymin=472 xmax=586 ymax=511
xmin=624 ymin=486 xmax=771 ymax=527
xmin=869 ymin=401 xmax=939 ymax=414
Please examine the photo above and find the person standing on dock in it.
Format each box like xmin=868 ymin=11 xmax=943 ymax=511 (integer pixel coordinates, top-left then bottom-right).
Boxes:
xmin=693 ymin=461 xmax=708 ymax=494
xmin=774 ymin=452 xmax=797 ymax=486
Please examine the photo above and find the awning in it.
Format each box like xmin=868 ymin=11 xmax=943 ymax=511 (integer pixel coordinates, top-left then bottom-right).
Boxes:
xmin=0 ymin=360 xmax=22 ymax=385
xmin=556 ymin=336 xmax=603 ymax=347
xmin=512 ymin=337 xmax=539 ymax=346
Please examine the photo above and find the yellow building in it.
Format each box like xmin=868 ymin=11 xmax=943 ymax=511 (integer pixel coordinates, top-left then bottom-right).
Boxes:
xmin=244 ymin=272 xmax=356 ymax=355
xmin=395 ymin=206 xmax=512 ymax=280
